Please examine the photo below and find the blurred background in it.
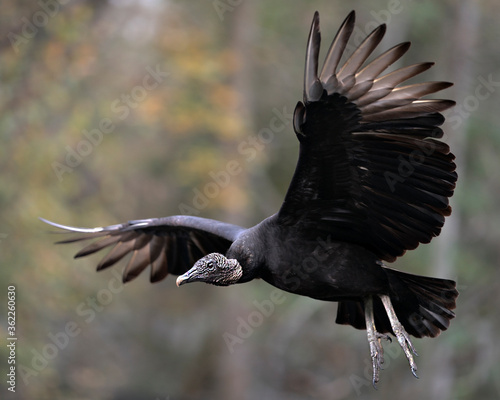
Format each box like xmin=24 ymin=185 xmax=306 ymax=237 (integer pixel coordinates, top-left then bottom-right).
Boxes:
xmin=1 ymin=0 xmax=499 ymax=399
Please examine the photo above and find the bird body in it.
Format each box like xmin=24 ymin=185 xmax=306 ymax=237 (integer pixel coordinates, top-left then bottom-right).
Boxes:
xmin=229 ymin=214 xmax=386 ymax=301
xmin=43 ymin=10 xmax=458 ymax=386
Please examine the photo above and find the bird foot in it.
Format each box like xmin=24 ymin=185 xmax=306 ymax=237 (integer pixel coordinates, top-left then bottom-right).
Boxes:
xmin=379 ymin=294 xmax=419 ymax=379
xmin=364 ymin=295 xmax=418 ymax=387
xmin=367 ymin=330 xmax=392 ymax=387
xmin=364 ymin=296 xmax=392 ymax=387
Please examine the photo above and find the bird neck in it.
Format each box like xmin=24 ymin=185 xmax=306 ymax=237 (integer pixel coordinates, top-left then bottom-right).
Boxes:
xmin=227 ymin=214 xmax=276 ymax=284
xmin=227 ymin=245 xmax=262 ymax=284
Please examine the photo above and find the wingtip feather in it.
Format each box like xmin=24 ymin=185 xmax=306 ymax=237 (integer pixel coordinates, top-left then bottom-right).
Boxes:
xmin=319 ymin=10 xmax=356 ymax=87
xmin=40 ymin=217 xmax=105 ymax=234
xmin=304 ymin=11 xmax=322 ymax=102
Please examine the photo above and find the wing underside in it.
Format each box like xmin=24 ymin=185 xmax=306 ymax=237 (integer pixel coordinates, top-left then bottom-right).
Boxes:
xmin=279 ymin=11 xmax=457 ymax=262
xmin=42 ymin=216 xmax=245 ymax=283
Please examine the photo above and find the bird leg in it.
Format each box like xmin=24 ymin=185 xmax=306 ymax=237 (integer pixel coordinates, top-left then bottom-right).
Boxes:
xmin=379 ymin=294 xmax=419 ymax=379
xmin=364 ymin=295 xmax=392 ymax=387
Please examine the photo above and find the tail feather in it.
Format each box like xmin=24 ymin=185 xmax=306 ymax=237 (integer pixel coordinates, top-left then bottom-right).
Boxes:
xmin=336 ymin=268 xmax=458 ymax=338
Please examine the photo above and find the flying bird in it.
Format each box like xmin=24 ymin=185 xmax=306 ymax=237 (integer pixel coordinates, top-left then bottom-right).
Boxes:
xmin=43 ymin=11 xmax=458 ymax=386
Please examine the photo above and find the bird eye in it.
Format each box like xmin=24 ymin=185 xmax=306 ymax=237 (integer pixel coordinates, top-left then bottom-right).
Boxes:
xmin=206 ymin=260 xmax=215 ymax=270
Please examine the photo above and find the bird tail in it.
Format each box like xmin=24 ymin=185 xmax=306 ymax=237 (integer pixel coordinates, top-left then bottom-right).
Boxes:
xmin=335 ymin=268 xmax=458 ymax=338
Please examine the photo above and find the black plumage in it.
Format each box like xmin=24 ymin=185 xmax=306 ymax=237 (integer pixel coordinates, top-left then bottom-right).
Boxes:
xmin=43 ymin=11 xmax=458 ymax=386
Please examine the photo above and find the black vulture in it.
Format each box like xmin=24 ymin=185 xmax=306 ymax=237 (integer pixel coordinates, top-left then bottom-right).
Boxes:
xmin=42 ymin=11 xmax=458 ymax=386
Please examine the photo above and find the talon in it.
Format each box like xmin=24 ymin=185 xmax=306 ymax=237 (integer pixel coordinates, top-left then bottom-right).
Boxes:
xmin=364 ymin=296 xmax=384 ymax=386
xmin=379 ymin=294 xmax=419 ymax=378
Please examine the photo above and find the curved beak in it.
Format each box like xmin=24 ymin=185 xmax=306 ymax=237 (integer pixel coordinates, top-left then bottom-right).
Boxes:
xmin=176 ymin=268 xmax=199 ymax=287
xmin=176 ymin=273 xmax=189 ymax=287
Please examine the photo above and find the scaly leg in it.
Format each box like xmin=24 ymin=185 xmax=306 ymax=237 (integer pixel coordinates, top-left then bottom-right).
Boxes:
xmin=364 ymin=295 xmax=392 ymax=387
xmin=379 ymin=294 xmax=419 ymax=379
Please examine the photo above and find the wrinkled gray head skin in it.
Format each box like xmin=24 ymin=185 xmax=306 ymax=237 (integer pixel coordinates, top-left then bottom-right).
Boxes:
xmin=176 ymin=253 xmax=243 ymax=287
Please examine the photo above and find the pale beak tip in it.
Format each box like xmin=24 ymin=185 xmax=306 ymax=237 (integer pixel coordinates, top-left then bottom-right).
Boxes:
xmin=176 ymin=276 xmax=184 ymax=287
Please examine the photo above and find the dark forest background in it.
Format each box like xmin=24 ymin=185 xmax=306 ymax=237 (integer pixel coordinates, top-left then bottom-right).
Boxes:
xmin=1 ymin=0 xmax=499 ymax=399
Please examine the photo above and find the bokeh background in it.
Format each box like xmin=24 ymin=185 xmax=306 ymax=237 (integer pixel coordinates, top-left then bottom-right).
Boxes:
xmin=1 ymin=0 xmax=499 ymax=399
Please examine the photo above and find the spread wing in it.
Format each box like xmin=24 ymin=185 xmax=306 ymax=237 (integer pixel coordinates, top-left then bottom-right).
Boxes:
xmin=41 ymin=216 xmax=245 ymax=283
xmin=278 ymin=11 xmax=457 ymax=262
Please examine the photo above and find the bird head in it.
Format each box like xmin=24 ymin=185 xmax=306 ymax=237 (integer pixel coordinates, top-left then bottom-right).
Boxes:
xmin=176 ymin=253 xmax=243 ymax=287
